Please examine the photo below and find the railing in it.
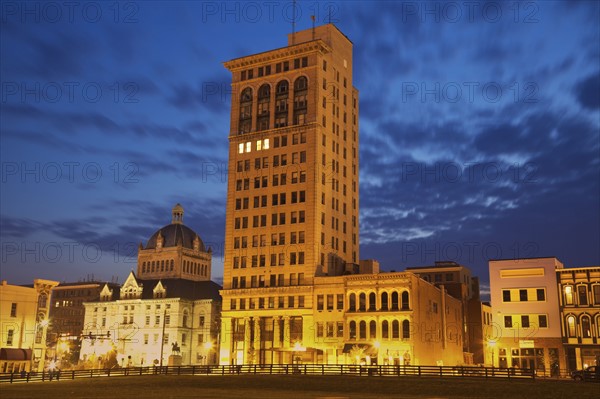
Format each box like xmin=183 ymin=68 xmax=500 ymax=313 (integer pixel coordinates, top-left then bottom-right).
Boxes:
xmin=0 ymin=364 xmax=540 ymax=384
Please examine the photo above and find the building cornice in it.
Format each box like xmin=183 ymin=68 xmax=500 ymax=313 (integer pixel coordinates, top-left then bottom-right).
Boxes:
xmin=224 ymin=40 xmax=331 ymax=71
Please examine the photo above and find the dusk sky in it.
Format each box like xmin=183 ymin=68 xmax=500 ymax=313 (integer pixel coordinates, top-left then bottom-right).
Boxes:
xmin=1 ymin=1 xmax=599 ymax=296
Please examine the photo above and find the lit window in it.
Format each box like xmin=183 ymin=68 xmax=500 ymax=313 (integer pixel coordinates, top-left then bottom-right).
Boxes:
xmin=239 ymin=143 xmax=244 ymax=154
xmin=263 ymin=138 xmax=269 ymax=149
xmin=256 ymin=140 xmax=262 ymax=151
xmin=567 ymin=315 xmax=576 ymax=337
xmin=581 ymin=316 xmax=591 ymax=338
xmin=246 ymin=142 xmax=251 ymax=152
xmin=564 ymin=286 xmax=573 ymax=305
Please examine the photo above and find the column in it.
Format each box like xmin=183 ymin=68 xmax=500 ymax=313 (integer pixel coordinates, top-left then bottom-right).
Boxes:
xmin=283 ymin=316 xmax=291 ymax=348
xmin=244 ymin=317 xmax=251 ymax=362
xmin=253 ymin=317 xmax=261 ymax=350
xmin=273 ymin=317 xmax=281 ymax=348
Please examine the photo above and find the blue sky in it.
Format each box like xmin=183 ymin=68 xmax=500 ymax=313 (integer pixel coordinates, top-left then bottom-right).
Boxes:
xmin=1 ymin=1 xmax=599 ymax=294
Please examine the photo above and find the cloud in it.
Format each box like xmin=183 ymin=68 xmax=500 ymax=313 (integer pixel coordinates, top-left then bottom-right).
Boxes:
xmin=574 ymin=73 xmax=600 ymax=110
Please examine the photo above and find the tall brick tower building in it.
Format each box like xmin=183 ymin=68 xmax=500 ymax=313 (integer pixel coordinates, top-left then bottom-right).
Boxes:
xmin=220 ymin=24 xmax=359 ymax=365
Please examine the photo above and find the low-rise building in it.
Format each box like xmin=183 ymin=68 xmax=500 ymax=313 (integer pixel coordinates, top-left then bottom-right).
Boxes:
xmin=220 ymin=270 xmax=465 ymax=366
xmin=556 ymin=265 xmax=600 ymax=371
xmin=79 ymin=272 xmax=221 ymax=367
xmin=489 ymin=257 xmax=564 ymax=376
xmin=407 ymin=261 xmax=485 ymax=364
xmin=0 ymin=279 xmax=58 ymax=373
xmin=79 ymin=204 xmax=222 ymax=368
xmin=48 ymin=280 xmax=120 ymax=364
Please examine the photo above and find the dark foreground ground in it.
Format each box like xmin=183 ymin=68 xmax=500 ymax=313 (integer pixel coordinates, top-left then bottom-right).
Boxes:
xmin=1 ymin=374 xmax=598 ymax=399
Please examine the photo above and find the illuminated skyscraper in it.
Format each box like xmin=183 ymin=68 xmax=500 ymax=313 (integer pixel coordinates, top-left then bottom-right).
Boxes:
xmin=220 ymin=24 xmax=360 ymax=365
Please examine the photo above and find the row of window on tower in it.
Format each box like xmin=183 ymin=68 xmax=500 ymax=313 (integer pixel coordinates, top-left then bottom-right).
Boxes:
xmin=233 ymin=231 xmax=305 ymax=249
xmin=233 ymin=211 xmax=306 ymax=230
xmin=238 ymin=77 xmax=308 ymax=134
xmin=232 ymin=251 xmax=306 ymax=269
xmin=239 ymin=57 xmax=309 ymax=82
xmin=235 ymin=170 xmax=306 ymax=192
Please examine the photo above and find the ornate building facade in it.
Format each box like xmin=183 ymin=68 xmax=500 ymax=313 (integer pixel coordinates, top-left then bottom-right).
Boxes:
xmin=79 ymin=205 xmax=221 ymax=367
xmin=557 ymin=265 xmax=600 ymax=371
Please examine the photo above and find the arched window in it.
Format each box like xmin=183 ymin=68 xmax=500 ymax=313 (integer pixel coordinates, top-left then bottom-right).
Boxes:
xmin=294 ymin=76 xmax=307 ymax=91
xmin=577 ymin=285 xmax=588 ymax=306
xmin=392 ymin=320 xmax=400 ymax=339
xmin=567 ymin=315 xmax=576 ymax=337
xmin=38 ymin=293 xmax=47 ymax=309
xmin=368 ymin=292 xmax=376 ymax=311
xmin=258 ymin=84 xmax=270 ymax=99
xmin=359 ymin=321 xmax=366 ymax=339
xmin=276 ymin=80 xmax=289 ymax=95
xmin=257 ymin=84 xmax=270 ymax=131
xmin=239 ymin=87 xmax=253 ymax=134
xmin=391 ymin=292 xmax=399 ymax=311
xmin=401 ymin=291 xmax=410 ymax=310
xmin=382 ymin=320 xmax=389 ymax=339
xmin=349 ymin=293 xmax=356 ymax=311
xmin=369 ymin=320 xmax=377 ymax=339
xmin=359 ymin=293 xmax=366 ymax=311
xmin=170 ymin=259 xmax=174 ymax=271
xmin=581 ymin=315 xmax=591 ymax=338
xmin=274 ymin=81 xmax=289 ymax=128
xmin=381 ymin=292 xmax=389 ymax=311
xmin=293 ymin=77 xmax=307 ymax=125
xmin=402 ymin=320 xmax=410 ymax=339
xmin=183 ymin=310 xmax=189 ymax=328
xmin=349 ymin=321 xmax=356 ymax=340
xmin=564 ymin=286 xmax=574 ymax=305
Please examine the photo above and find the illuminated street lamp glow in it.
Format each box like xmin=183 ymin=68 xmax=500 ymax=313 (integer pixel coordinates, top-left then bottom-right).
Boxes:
xmin=203 ymin=341 xmax=213 ymax=350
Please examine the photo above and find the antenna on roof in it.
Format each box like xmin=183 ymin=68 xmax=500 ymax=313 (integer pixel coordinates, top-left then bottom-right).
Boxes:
xmin=311 ymin=15 xmax=316 ymax=40
xmin=291 ymin=0 xmax=296 ymax=45
xmin=328 ymin=5 xmax=332 ymax=24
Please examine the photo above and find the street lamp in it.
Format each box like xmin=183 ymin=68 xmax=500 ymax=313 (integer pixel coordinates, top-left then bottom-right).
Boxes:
xmin=203 ymin=341 xmax=213 ymax=365
xmin=292 ymin=341 xmax=305 ymax=372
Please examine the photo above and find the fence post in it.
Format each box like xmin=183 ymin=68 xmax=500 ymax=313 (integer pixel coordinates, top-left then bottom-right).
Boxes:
xmin=439 ymin=366 xmax=443 ymax=377
xmin=107 ymin=369 xmax=110 ymax=377
xmin=192 ymin=365 xmax=195 ymax=375
xmin=418 ymin=366 xmax=421 ymax=377
xmin=10 ymin=373 xmax=13 ymax=383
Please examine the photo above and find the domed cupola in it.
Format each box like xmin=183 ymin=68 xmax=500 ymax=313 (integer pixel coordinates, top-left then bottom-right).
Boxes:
xmin=145 ymin=204 xmax=205 ymax=251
